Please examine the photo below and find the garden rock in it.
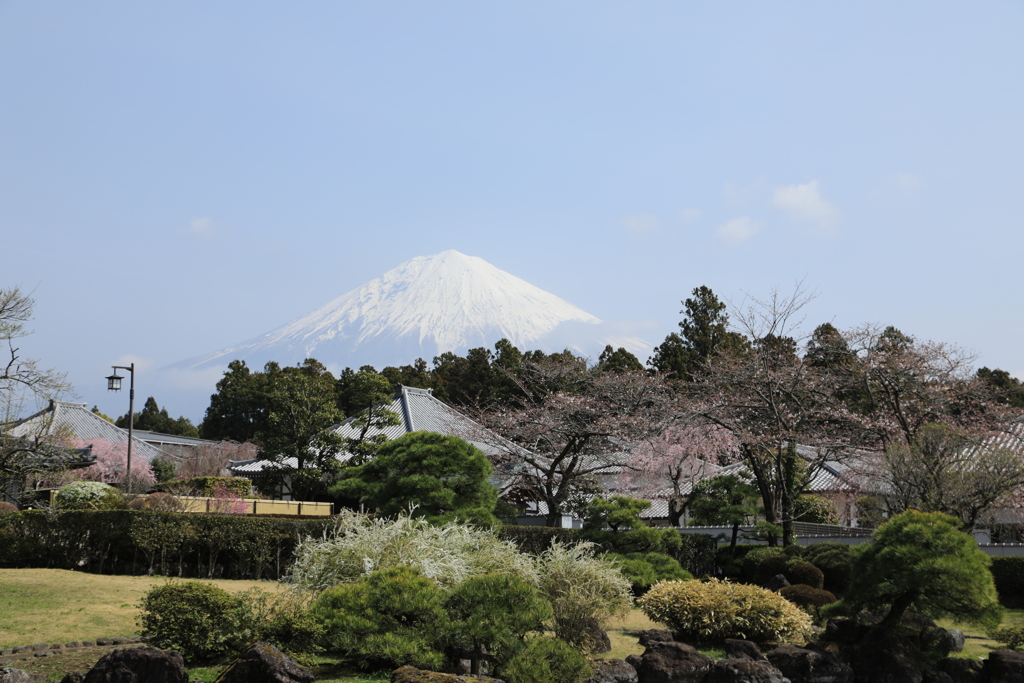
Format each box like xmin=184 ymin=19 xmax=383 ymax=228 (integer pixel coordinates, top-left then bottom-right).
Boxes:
xmin=628 ymin=640 xmax=714 ymax=683
xmin=214 ymin=642 xmax=314 ymax=683
xmin=82 ymin=647 xmax=187 ymax=683
xmin=850 ymin=629 xmax=929 ymax=683
xmin=703 ymin=658 xmax=790 ymax=683
xmin=766 ymin=645 xmax=853 ymax=683
xmin=982 ymin=649 xmax=1024 ymax=683
xmin=583 ymin=617 xmax=612 ymax=654
xmin=636 ymin=630 xmax=675 ymax=647
xmin=0 ymin=668 xmax=32 ymax=683
xmin=724 ymin=640 xmax=765 ymax=661
xmin=764 ymin=574 xmax=791 ymax=592
xmin=584 ymin=659 xmax=638 ymax=683
xmin=823 ymin=620 xmax=867 ymax=646
xmin=391 ymin=665 xmax=505 ymax=683
xmin=935 ymin=657 xmax=981 ymax=683
xmin=59 ymin=674 xmax=85 ymax=683
xmin=921 ymin=674 xmax=953 ymax=683
xmin=918 ymin=628 xmax=964 ymax=657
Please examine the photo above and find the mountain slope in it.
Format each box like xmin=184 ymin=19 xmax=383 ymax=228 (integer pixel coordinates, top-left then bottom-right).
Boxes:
xmin=175 ymin=250 xmax=647 ymax=370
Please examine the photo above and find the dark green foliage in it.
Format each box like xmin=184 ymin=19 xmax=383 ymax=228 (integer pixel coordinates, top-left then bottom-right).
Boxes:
xmin=800 ymin=543 xmax=853 ymax=594
xmin=977 ymin=367 xmax=1024 ymax=409
xmin=313 ymin=566 xmax=448 ymax=671
xmin=688 ymin=474 xmax=760 ymax=553
xmin=779 ymin=584 xmax=837 ymax=621
xmin=792 ymin=495 xmax=839 ymax=525
xmin=597 ymin=345 xmax=644 ymax=374
xmin=0 ymin=509 xmax=331 ymax=579
xmin=138 ymin=581 xmax=240 ymax=662
xmin=161 ymin=476 xmax=251 ymax=497
xmin=741 ymin=546 xmax=786 ymax=581
xmin=829 ymin=510 xmax=1003 ymax=629
xmin=990 ymin=557 xmax=1024 ymax=608
xmin=150 ymin=455 xmax=177 ymax=483
xmin=583 ymin=495 xmax=651 ymax=531
xmin=498 ymin=637 xmax=592 ymax=683
xmin=200 ymin=360 xmax=267 ymax=441
xmin=118 ymin=396 xmax=199 ymax=437
xmin=988 ymin=625 xmax=1024 ymax=649
xmin=785 ymin=561 xmax=825 ymax=590
xmin=647 ymin=286 xmax=748 ymax=380
xmin=332 ymin=369 xmax=401 ymax=465
xmin=608 ymin=552 xmax=693 ymax=596
xmin=444 ymin=573 xmax=553 ymax=673
xmin=498 ymin=525 xmax=583 ymax=555
xmin=753 ymin=555 xmax=791 ymax=585
xmin=332 ymin=431 xmax=499 ymax=525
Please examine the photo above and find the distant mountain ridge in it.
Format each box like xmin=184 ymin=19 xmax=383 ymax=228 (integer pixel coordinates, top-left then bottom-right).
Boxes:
xmin=173 ymin=250 xmax=650 ymax=371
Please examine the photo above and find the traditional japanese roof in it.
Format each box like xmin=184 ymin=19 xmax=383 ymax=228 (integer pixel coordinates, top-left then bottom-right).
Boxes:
xmin=9 ymin=401 xmax=164 ymax=461
xmin=228 ymin=385 xmax=515 ymax=475
xmin=132 ymin=430 xmax=220 ymax=449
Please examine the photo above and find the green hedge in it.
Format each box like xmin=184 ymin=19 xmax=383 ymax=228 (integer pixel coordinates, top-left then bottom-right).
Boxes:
xmin=497 ymin=525 xmax=716 ymax=577
xmin=0 ymin=510 xmax=330 ymax=579
xmin=991 ymin=557 xmax=1024 ymax=609
xmin=160 ymin=477 xmax=252 ymax=497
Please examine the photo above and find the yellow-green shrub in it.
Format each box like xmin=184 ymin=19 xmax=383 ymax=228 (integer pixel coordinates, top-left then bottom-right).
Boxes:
xmin=638 ymin=578 xmax=813 ymax=644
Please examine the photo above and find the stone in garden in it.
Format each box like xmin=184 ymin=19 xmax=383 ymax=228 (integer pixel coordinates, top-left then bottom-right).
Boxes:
xmin=921 ymin=674 xmax=953 ymax=683
xmin=629 ymin=640 xmax=713 ymax=683
xmin=581 ymin=617 xmax=612 ymax=654
xmin=110 ymin=638 xmax=131 ymax=646
xmin=848 ymin=628 xmax=929 ymax=683
xmin=918 ymin=628 xmax=964 ymax=657
xmin=823 ymin=619 xmax=866 ymax=646
xmin=11 ymin=647 xmax=31 ymax=654
xmin=724 ymin=639 xmax=765 ymax=661
xmin=80 ymin=642 xmax=96 ymax=648
xmin=59 ymin=674 xmax=85 ymax=683
xmin=214 ymin=642 xmax=314 ymax=683
xmin=391 ymin=665 xmax=505 ymax=683
xmin=94 ymin=639 xmax=112 ymax=647
xmin=82 ymin=646 xmax=187 ymax=683
xmin=585 ymin=659 xmax=638 ymax=683
xmin=766 ymin=644 xmax=853 ymax=683
xmin=936 ymin=657 xmax=982 ymax=683
xmin=65 ymin=642 xmax=82 ymax=649
xmin=982 ymin=649 xmax=1024 ymax=683
xmin=32 ymin=643 xmax=49 ymax=651
xmin=0 ymin=667 xmax=32 ymax=683
xmin=703 ymin=658 xmax=790 ymax=683
xmin=763 ymin=574 xmax=791 ymax=592
xmin=636 ymin=630 xmax=675 ymax=647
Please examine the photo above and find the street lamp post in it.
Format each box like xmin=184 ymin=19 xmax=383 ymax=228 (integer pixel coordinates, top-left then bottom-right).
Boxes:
xmin=105 ymin=363 xmax=135 ymax=493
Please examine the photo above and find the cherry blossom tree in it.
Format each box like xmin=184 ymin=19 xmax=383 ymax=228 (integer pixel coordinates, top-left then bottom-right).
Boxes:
xmin=66 ymin=437 xmax=156 ymax=488
xmin=620 ymin=424 xmax=740 ymax=526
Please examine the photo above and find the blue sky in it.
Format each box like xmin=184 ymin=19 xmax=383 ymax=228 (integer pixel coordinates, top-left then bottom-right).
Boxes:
xmin=3 ymin=2 xmax=1022 ymax=422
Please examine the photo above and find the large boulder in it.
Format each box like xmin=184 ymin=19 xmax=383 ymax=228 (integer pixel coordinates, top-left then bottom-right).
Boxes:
xmin=918 ymin=628 xmax=964 ymax=657
xmin=982 ymin=649 xmax=1024 ymax=683
xmin=214 ymin=642 xmax=314 ymax=683
xmin=628 ymin=641 xmax=714 ymax=683
xmin=582 ymin=617 xmax=612 ymax=654
xmin=391 ymin=666 xmax=505 ymax=683
xmin=59 ymin=675 xmax=85 ymax=683
xmin=823 ymin=619 xmax=868 ymax=646
xmin=766 ymin=645 xmax=853 ymax=683
xmin=935 ymin=658 xmax=981 ymax=683
xmin=849 ymin=629 xmax=929 ymax=683
xmin=584 ymin=659 xmax=638 ymax=683
xmin=636 ymin=631 xmax=676 ymax=647
xmin=703 ymin=658 xmax=790 ymax=683
xmin=81 ymin=647 xmax=187 ymax=683
xmin=0 ymin=668 xmax=32 ymax=683
xmin=764 ymin=575 xmax=792 ymax=592
xmin=724 ymin=640 xmax=765 ymax=661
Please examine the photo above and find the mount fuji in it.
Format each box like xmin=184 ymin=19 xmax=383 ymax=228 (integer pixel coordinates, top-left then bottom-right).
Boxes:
xmin=174 ymin=250 xmax=652 ymax=372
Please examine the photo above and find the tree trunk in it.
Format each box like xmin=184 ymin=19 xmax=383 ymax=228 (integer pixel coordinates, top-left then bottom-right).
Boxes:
xmin=880 ymin=592 xmax=917 ymax=628
xmin=730 ymin=522 xmax=740 ymax=556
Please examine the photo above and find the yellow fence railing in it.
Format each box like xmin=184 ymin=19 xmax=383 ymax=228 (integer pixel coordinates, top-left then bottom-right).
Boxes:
xmin=176 ymin=496 xmax=333 ymax=517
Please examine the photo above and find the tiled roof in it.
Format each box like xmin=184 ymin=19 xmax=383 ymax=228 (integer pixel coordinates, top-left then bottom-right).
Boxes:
xmin=9 ymin=401 xmax=164 ymax=461
xmin=229 ymin=385 xmax=513 ymax=475
xmin=132 ymin=430 xmax=220 ymax=448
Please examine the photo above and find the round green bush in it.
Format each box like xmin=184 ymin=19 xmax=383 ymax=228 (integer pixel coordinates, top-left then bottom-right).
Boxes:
xmin=312 ymin=566 xmax=448 ymax=671
xmin=609 ymin=552 xmax=693 ymax=596
xmin=779 ymin=584 xmax=837 ymax=611
xmin=801 ymin=543 xmax=853 ymax=594
xmin=785 ymin=561 xmax=825 ymax=590
xmin=990 ymin=557 xmax=1024 ymax=609
xmin=639 ymin=578 xmax=813 ymax=644
xmin=753 ymin=555 xmax=791 ymax=585
xmin=54 ymin=481 xmax=124 ymax=510
xmin=0 ymin=501 xmax=17 ymax=513
xmin=138 ymin=581 xmax=240 ymax=662
xmin=498 ymin=637 xmax=592 ymax=683
xmin=742 ymin=546 xmax=786 ymax=581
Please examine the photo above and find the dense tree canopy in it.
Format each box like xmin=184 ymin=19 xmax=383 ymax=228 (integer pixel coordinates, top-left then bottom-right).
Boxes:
xmin=117 ymin=396 xmax=199 ymax=437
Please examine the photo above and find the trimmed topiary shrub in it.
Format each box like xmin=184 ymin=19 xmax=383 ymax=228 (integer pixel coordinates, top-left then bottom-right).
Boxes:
xmin=498 ymin=637 xmax=592 ymax=683
xmin=779 ymin=584 xmax=837 ymax=622
xmin=609 ymin=552 xmax=693 ymax=596
xmin=801 ymin=543 xmax=853 ymax=594
xmin=638 ymin=578 xmax=814 ymax=644
xmin=785 ymin=561 xmax=825 ymax=590
xmin=0 ymin=501 xmax=17 ymax=513
xmin=138 ymin=581 xmax=241 ymax=662
xmin=742 ymin=546 xmax=786 ymax=581
xmin=54 ymin=482 xmax=124 ymax=510
xmin=312 ymin=566 xmax=448 ymax=671
xmin=990 ymin=557 xmax=1024 ymax=609
xmin=753 ymin=555 xmax=791 ymax=585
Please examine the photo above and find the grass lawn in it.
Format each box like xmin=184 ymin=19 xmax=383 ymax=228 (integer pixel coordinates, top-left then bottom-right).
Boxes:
xmin=0 ymin=568 xmax=286 ymax=649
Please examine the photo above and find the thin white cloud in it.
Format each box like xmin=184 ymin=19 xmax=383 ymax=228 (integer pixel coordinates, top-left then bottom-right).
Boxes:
xmin=621 ymin=214 xmax=661 ymax=235
xmin=715 ymin=217 xmax=761 ymax=246
xmin=678 ymin=208 xmax=702 ymax=224
xmin=894 ymin=173 xmax=922 ymax=192
xmin=188 ymin=216 xmax=219 ymax=238
xmin=772 ymin=181 xmax=838 ymax=229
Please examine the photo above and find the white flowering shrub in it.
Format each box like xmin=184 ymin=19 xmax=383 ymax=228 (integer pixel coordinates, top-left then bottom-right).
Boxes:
xmin=286 ymin=510 xmax=537 ymax=591
xmin=54 ymin=481 xmax=123 ymax=510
